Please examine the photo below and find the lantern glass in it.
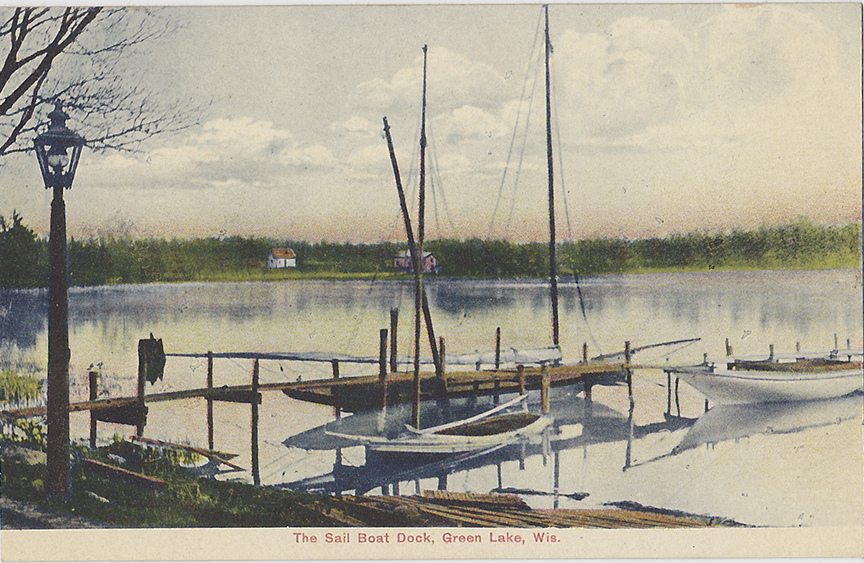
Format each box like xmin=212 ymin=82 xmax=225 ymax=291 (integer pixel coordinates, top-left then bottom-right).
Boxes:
xmin=33 ymin=102 xmax=84 ymax=190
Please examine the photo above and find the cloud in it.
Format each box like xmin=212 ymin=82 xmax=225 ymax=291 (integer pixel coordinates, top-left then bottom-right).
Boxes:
xmin=83 ymin=117 xmax=336 ymax=190
xmin=350 ymin=46 xmax=511 ymax=116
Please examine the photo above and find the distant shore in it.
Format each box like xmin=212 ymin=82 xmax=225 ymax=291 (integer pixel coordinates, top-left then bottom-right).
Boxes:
xmin=1 ymin=217 xmax=859 ymax=288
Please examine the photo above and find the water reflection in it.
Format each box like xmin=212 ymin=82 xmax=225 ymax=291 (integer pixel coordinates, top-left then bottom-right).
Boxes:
xmin=673 ymin=393 xmax=863 ymax=454
xmin=280 ymin=390 xmax=693 ymax=497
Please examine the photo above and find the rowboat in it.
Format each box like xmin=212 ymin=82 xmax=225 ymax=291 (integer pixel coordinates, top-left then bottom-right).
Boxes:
xmin=670 ymin=353 xmax=863 ymax=405
xmin=325 ymin=395 xmax=551 ymax=457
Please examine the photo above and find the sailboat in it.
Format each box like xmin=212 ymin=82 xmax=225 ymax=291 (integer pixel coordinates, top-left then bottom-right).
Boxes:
xmin=329 ymin=21 xmax=571 ymax=454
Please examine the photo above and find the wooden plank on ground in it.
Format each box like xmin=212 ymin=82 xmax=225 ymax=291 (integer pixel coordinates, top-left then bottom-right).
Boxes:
xmin=130 ymin=436 xmax=244 ymax=470
xmin=81 ymin=459 xmax=167 ymax=492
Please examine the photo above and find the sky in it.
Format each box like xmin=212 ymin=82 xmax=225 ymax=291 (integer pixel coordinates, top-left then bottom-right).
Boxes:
xmin=1 ymin=3 xmax=861 ymax=243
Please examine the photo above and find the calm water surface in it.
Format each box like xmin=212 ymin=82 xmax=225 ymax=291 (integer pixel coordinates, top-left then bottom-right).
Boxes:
xmin=2 ymin=269 xmax=862 ymax=527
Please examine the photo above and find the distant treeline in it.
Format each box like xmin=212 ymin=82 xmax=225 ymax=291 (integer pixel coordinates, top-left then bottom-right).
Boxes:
xmin=0 ymin=214 xmax=859 ymax=288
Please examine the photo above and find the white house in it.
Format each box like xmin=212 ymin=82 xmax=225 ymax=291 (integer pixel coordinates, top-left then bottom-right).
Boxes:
xmin=267 ymin=248 xmax=296 ymax=269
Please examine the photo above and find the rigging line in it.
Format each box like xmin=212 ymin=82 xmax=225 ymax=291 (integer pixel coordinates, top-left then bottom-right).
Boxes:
xmin=551 ymin=52 xmax=573 ymax=242
xmin=573 ymin=271 xmax=602 ymax=353
xmin=428 ymin=142 xmax=442 ymax=237
xmin=504 ymin=42 xmax=544 ymax=236
xmin=426 ymin=120 xmax=459 ymax=236
xmin=486 ymin=10 xmax=544 ymax=239
xmin=640 ymin=339 xmax=701 ymax=365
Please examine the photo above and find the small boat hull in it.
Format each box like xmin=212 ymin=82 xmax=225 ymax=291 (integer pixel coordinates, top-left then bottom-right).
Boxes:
xmin=673 ymin=364 xmax=863 ymax=405
xmin=326 ymin=412 xmax=552 ymax=457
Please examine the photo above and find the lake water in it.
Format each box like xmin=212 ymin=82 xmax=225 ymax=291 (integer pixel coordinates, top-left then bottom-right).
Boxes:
xmin=2 ymin=269 xmax=862 ymax=527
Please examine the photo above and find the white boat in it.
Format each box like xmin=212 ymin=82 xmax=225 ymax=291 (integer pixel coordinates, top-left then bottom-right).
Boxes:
xmin=325 ymin=395 xmax=551 ymax=456
xmin=671 ymin=355 xmax=863 ymax=405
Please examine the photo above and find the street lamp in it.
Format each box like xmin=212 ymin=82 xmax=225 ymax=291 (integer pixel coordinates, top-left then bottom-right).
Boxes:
xmin=34 ymin=101 xmax=84 ymax=497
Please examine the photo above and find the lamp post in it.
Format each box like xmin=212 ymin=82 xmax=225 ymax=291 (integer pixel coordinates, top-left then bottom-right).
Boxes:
xmin=34 ymin=101 xmax=84 ymax=497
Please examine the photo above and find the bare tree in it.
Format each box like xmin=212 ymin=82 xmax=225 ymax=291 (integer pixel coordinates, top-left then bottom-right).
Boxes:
xmin=0 ymin=7 xmax=198 ymax=157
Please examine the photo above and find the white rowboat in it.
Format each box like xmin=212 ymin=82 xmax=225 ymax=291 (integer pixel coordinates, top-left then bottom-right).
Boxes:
xmin=671 ymin=357 xmax=863 ymax=405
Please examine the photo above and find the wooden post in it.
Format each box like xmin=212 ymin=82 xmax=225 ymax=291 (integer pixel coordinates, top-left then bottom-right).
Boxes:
xmin=624 ymin=341 xmax=632 ymax=402
xmin=769 ymin=344 xmax=774 ymax=362
xmin=379 ymin=329 xmax=388 ymax=380
xmin=666 ymin=371 xmax=672 ymax=414
xmin=584 ymin=375 xmax=592 ymax=402
xmin=540 ymin=366 xmax=550 ymax=414
xmin=136 ymin=343 xmax=146 ymax=438
xmin=251 ymin=358 xmax=260 ymax=487
xmin=389 ymin=309 xmax=398 ymax=373
xmin=517 ymin=365 xmax=525 ymax=395
xmin=89 ymin=370 xmax=98 ymax=449
xmin=704 ymin=398 xmax=709 ymax=412
xmin=206 ymin=351 xmax=214 ymax=452
xmin=437 ymin=336 xmax=445 ymax=380
xmin=332 ymin=359 xmax=341 ymax=420
xmin=379 ymin=328 xmax=390 ymax=420
xmin=725 ymin=338 xmax=732 ymax=357
xmin=582 ymin=342 xmax=588 ymax=365
xmin=674 ymin=377 xmax=681 ymax=417
xmin=494 ymin=327 xmax=501 ymax=370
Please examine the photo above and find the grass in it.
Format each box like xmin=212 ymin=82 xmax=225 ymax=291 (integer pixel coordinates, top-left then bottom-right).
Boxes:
xmin=1 ymin=437 xmax=340 ymax=528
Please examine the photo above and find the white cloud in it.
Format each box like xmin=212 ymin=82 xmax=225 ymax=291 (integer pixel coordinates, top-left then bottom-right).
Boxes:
xmin=83 ymin=117 xmax=337 ymax=190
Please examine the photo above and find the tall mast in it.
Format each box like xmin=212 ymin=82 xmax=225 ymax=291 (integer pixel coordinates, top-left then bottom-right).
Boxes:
xmin=545 ymin=5 xmax=560 ymax=347
xmin=413 ymin=45 xmax=429 ymax=428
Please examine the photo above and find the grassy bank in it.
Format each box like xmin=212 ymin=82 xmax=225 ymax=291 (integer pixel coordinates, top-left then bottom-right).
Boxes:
xmin=1 ymin=439 xmax=340 ymax=528
xmin=1 ymin=216 xmax=859 ymax=288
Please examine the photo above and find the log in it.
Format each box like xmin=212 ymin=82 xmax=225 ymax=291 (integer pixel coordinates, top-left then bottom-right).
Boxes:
xmin=82 ymin=459 xmax=167 ymax=492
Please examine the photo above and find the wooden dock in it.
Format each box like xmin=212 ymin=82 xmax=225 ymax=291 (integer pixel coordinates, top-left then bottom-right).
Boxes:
xmin=284 ymin=362 xmax=625 ymax=412
xmin=0 ymin=361 xmax=625 ymax=420
xmin=318 ymin=491 xmax=743 ymax=528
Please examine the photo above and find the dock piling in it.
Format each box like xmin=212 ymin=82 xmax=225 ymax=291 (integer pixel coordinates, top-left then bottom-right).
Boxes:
xmin=625 ymin=341 xmax=633 ymax=403
xmin=331 ymin=359 xmax=341 ymax=420
xmin=89 ymin=370 xmax=98 ymax=449
xmin=251 ymin=358 xmax=260 ymax=487
xmin=437 ymin=336 xmax=445 ymax=380
xmin=379 ymin=328 xmax=389 ymax=416
xmin=495 ymin=327 xmax=501 ymax=370
xmin=540 ymin=366 xmax=550 ymax=414
xmin=582 ymin=342 xmax=588 ymax=365
xmin=389 ymin=309 xmax=398 ymax=373
xmin=206 ymin=351 xmax=214 ymax=451
xmin=136 ymin=342 xmax=146 ymax=437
